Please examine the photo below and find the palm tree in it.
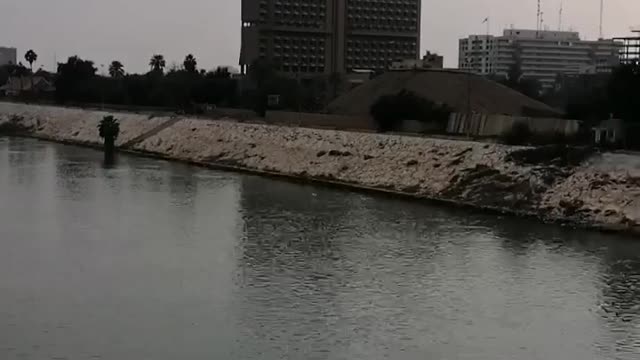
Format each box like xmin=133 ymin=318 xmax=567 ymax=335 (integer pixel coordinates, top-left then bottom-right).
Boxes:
xmin=108 ymin=61 xmax=125 ymax=78
xmin=24 ymin=50 xmax=38 ymax=94
xmin=149 ymin=54 xmax=166 ymax=73
xmin=98 ymin=115 xmax=120 ymax=163
xmin=24 ymin=50 xmax=37 ymax=72
xmin=183 ymin=54 xmax=197 ymax=73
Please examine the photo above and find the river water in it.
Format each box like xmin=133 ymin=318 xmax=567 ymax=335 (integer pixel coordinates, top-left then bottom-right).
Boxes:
xmin=1 ymin=137 xmax=640 ymax=360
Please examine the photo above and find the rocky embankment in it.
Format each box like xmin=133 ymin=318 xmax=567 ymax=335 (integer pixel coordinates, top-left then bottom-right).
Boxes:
xmin=1 ymin=101 xmax=639 ymax=234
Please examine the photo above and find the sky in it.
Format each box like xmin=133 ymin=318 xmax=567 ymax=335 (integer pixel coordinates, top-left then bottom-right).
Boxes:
xmin=1 ymin=0 xmax=638 ymax=74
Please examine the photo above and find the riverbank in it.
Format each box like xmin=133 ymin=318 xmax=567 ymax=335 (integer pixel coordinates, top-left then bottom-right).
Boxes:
xmin=2 ymin=101 xmax=639 ymax=235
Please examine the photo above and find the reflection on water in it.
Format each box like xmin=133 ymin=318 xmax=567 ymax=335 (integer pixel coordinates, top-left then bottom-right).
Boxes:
xmin=1 ymin=137 xmax=640 ymax=360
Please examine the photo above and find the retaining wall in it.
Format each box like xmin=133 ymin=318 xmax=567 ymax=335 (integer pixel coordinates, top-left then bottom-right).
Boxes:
xmin=265 ymin=110 xmax=376 ymax=130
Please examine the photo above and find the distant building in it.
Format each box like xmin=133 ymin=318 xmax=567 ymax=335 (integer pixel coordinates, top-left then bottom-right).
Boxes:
xmin=240 ymin=0 xmax=421 ymax=77
xmin=458 ymin=29 xmax=622 ymax=89
xmin=0 ymin=76 xmax=56 ymax=97
xmin=0 ymin=47 xmax=17 ymax=66
xmin=391 ymin=51 xmax=444 ymax=70
xmin=614 ymin=29 xmax=640 ymax=65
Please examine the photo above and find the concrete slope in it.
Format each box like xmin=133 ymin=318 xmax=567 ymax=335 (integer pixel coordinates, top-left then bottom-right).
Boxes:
xmin=1 ymin=102 xmax=638 ymax=235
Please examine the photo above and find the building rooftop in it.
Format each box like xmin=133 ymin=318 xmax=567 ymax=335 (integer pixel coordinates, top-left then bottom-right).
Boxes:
xmin=503 ymin=29 xmax=581 ymax=41
xmin=327 ymin=69 xmax=562 ymax=117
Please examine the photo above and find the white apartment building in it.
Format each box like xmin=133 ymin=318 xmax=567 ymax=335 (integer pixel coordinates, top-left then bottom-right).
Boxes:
xmin=458 ymin=29 xmax=621 ymax=89
xmin=0 ymin=47 xmax=17 ymax=66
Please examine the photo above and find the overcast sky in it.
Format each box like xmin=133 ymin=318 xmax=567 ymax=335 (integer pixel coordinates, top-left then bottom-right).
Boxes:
xmin=1 ymin=0 xmax=638 ymax=73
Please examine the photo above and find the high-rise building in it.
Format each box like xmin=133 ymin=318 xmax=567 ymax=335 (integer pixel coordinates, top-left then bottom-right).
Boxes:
xmin=239 ymin=0 xmax=421 ymax=76
xmin=0 ymin=47 xmax=17 ymax=66
xmin=458 ymin=29 xmax=621 ymax=89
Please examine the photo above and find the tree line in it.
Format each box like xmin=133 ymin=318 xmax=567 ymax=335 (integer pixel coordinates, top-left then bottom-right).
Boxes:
xmin=0 ymin=49 xmax=343 ymax=115
xmin=1 ymin=49 xmax=639 ymax=125
xmin=53 ymin=54 xmax=239 ymax=111
xmin=495 ymin=59 xmax=640 ymax=126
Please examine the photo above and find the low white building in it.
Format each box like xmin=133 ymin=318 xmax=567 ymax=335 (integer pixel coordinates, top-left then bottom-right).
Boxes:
xmin=458 ymin=29 xmax=621 ymax=89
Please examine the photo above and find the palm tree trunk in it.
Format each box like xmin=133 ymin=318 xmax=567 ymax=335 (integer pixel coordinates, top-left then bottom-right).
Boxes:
xmin=30 ymin=64 xmax=34 ymax=99
xmin=103 ymin=136 xmax=116 ymax=164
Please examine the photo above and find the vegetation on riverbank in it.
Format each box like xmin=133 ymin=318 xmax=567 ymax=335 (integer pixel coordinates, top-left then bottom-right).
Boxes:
xmin=98 ymin=115 xmax=120 ymax=163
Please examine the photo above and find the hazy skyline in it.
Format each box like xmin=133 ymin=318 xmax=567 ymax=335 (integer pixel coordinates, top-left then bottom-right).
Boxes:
xmin=1 ymin=0 xmax=638 ymax=74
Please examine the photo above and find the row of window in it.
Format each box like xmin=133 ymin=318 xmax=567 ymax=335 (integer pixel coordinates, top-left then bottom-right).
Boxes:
xmin=347 ymin=0 xmax=419 ymax=11
xmin=274 ymin=19 xmax=325 ymax=28
xmin=272 ymin=0 xmax=326 ymax=7
xmin=347 ymin=49 xmax=416 ymax=59
xmin=273 ymin=45 xmax=325 ymax=54
xmin=272 ymin=36 xmax=326 ymax=47
xmin=274 ymin=56 xmax=325 ymax=65
xmin=346 ymin=8 xmax=418 ymax=17
xmin=346 ymin=59 xmax=393 ymax=70
xmin=281 ymin=65 xmax=326 ymax=73
xmin=266 ymin=0 xmax=326 ymax=11
xmin=348 ymin=18 xmax=417 ymax=32
xmin=347 ymin=39 xmax=416 ymax=49
xmin=261 ymin=47 xmax=326 ymax=57
xmin=462 ymin=49 xmax=614 ymax=57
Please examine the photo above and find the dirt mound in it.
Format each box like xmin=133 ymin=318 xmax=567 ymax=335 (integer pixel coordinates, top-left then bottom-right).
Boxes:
xmin=327 ymin=70 xmax=561 ymax=117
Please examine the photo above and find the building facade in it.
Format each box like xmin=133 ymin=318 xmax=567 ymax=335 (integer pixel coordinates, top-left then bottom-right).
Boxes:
xmin=0 ymin=47 xmax=17 ymax=66
xmin=390 ymin=51 xmax=443 ymax=70
xmin=240 ymin=0 xmax=421 ymax=76
xmin=458 ymin=29 xmax=621 ymax=89
xmin=614 ymin=30 xmax=640 ymax=65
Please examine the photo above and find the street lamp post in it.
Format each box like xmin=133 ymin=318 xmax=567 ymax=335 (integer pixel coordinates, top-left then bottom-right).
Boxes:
xmin=465 ymin=57 xmax=474 ymax=138
xmin=100 ymin=64 xmax=105 ymax=110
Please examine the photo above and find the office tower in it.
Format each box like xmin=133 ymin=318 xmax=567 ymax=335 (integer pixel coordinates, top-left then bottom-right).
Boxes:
xmin=458 ymin=29 xmax=621 ymax=89
xmin=240 ymin=0 xmax=421 ymax=76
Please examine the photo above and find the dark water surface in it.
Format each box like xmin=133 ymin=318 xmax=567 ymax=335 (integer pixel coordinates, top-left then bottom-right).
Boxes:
xmin=2 ymin=137 xmax=640 ymax=360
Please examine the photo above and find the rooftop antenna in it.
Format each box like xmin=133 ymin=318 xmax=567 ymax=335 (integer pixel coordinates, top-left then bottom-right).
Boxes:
xmin=558 ymin=1 xmax=563 ymax=31
xmin=599 ymin=0 xmax=604 ymax=39
xmin=537 ymin=0 xmax=541 ymax=32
